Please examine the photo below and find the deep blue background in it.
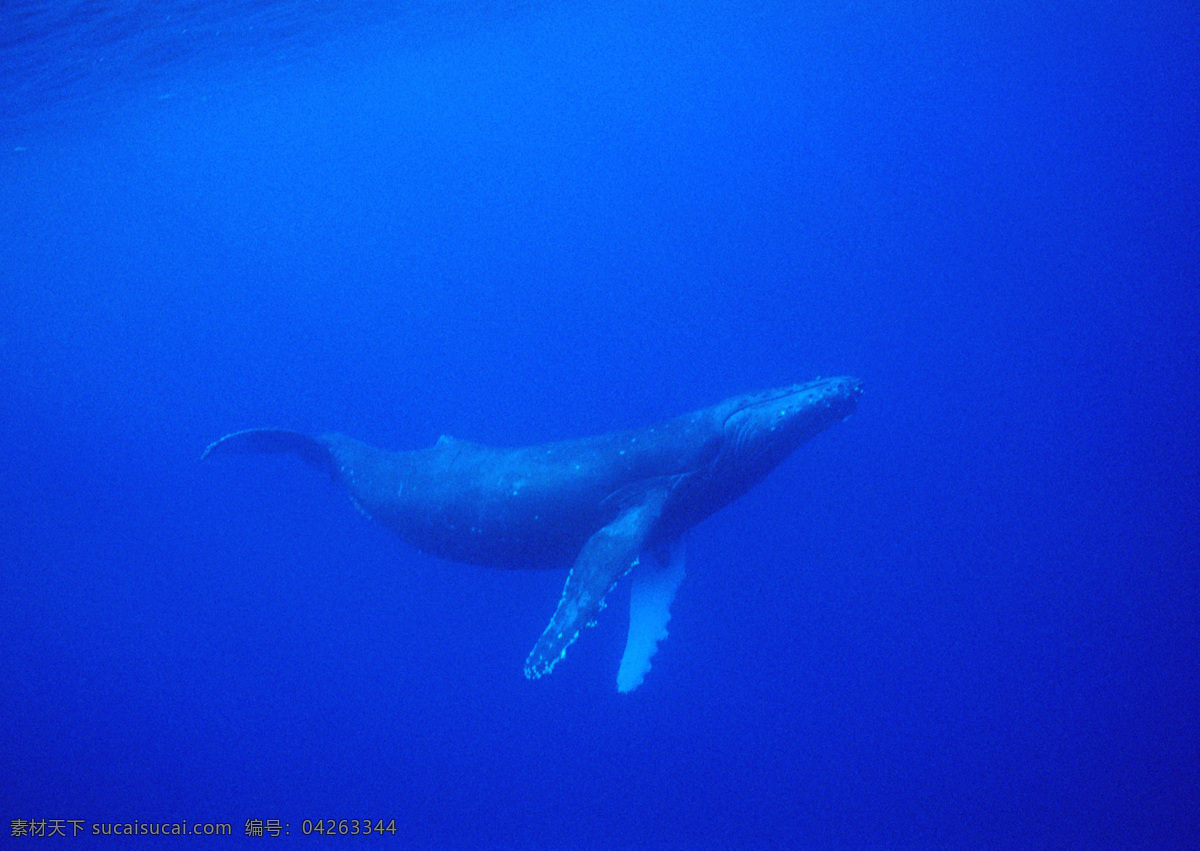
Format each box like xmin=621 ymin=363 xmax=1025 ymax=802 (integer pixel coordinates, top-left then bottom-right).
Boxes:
xmin=2 ymin=0 xmax=1197 ymax=846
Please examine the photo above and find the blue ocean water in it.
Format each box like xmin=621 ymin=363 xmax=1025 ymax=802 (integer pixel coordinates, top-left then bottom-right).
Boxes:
xmin=2 ymin=0 xmax=1197 ymax=846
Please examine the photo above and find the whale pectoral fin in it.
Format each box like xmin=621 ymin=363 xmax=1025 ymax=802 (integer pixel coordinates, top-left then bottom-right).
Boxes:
xmin=617 ymin=536 xmax=686 ymax=693
xmin=524 ymin=487 xmax=670 ymax=680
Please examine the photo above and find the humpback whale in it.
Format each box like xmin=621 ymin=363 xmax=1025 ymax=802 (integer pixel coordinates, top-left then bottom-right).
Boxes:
xmin=203 ymin=376 xmax=861 ymax=690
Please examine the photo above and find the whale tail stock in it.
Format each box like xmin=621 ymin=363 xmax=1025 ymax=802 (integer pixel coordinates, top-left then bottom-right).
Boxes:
xmin=202 ymin=428 xmax=337 ymax=477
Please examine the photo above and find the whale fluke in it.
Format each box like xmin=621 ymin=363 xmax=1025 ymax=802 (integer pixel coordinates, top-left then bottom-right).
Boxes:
xmin=202 ymin=428 xmax=336 ymax=475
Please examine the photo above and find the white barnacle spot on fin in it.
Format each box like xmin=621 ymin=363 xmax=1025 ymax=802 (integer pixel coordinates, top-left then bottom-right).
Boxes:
xmin=348 ymin=495 xmax=373 ymax=520
xmin=617 ymin=537 xmax=686 ymax=693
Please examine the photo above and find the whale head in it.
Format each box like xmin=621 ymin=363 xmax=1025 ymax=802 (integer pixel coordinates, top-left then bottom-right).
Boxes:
xmin=718 ymin=376 xmax=862 ymax=475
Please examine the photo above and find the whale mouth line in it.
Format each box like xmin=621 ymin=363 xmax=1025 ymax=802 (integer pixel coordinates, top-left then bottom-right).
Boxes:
xmin=724 ymin=377 xmax=860 ymax=424
xmin=726 ymin=384 xmax=807 ymax=419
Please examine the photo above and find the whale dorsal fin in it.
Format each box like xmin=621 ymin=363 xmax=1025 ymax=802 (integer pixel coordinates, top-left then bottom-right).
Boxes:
xmin=436 ymin=434 xmax=488 ymax=451
xmin=524 ymin=484 xmax=671 ymax=680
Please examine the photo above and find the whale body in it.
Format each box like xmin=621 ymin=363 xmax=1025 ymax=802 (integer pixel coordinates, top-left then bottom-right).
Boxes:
xmin=204 ymin=376 xmax=862 ymax=689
